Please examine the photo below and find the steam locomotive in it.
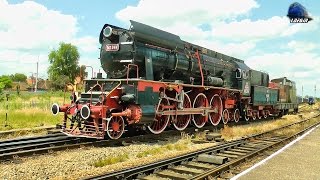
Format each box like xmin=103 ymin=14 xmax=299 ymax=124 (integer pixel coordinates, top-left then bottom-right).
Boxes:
xmin=51 ymin=20 xmax=298 ymax=139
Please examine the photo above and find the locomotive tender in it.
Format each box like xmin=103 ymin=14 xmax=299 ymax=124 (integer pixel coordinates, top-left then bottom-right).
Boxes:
xmin=51 ymin=20 xmax=298 ymax=139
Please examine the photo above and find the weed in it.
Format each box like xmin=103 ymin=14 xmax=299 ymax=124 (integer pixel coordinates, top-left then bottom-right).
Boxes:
xmin=93 ymin=154 xmax=129 ymax=167
xmin=136 ymin=140 xmax=189 ymax=158
xmin=193 ymin=131 xmax=206 ymax=140
xmin=180 ymin=131 xmax=194 ymax=140
xmin=221 ymin=125 xmax=234 ymax=140
xmin=173 ymin=142 xmax=188 ymax=151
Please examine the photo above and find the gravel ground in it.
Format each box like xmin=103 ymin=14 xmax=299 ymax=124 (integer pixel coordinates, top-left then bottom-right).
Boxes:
xmin=0 ymin=139 xmax=216 ymax=180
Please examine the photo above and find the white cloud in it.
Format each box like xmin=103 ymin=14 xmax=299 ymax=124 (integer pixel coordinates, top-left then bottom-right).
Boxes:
xmin=116 ymin=0 xmax=259 ymax=27
xmin=0 ymin=1 xmax=77 ymax=50
xmin=115 ymin=0 xmax=319 ymax=63
xmin=0 ymin=1 xmax=99 ymax=77
xmin=212 ymin=16 xmax=318 ymax=41
xmin=116 ymin=0 xmax=318 ymax=43
xmin=161 ymin=22 xmax=210 ymax=41
xmin=246 ymin=52 xmax=320 ymax=96
xmin=194 ymin=40 xmax=256 ymax=58
xmin=115 ymin=0 xmax=262 ymax=58
xmin=287 ymin=40 xmax=317 ymax=52
xmin=71 ymin=36 xmax=99 ymax=53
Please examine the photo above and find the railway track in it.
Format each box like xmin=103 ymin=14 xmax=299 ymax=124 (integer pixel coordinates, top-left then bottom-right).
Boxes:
xmin=0 ymin=115 xmax=277 ymax=161
xmin=0 ymin=127 xmax=199 ymax=161
xmin=0 ymin=132 xmax=95 ymax=161
xmin=0 ymin=110 xmax=309 ymax=161
xmin=83 ymin=112 xmax=320 ymax=180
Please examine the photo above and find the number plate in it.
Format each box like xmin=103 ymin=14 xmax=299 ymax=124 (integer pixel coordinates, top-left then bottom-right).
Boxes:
xmin=105 ymin=44 xmax=119 ymax=51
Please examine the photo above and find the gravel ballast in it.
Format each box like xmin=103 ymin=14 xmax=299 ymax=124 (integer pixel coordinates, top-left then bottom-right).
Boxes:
xmin=0 ymin=139 xmax=215 ymax=180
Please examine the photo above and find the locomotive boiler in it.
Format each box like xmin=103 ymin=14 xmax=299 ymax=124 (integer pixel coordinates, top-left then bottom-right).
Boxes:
xmin=52 ymin=20 xmax=298 ymax=139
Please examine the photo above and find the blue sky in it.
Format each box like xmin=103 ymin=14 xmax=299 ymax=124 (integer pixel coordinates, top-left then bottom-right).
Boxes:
xmin=0 ymin=0 xmax=319 ymax=96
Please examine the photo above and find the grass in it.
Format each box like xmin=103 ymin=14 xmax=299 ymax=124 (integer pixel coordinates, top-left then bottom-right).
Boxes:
xmin=136 ymin=140 xmax=189 ymax=158
xmin=92 ymin=140 xmax=190 ymax=168
xmin=93 ymin=154 xmax=129 ymax=167
xmin=272 ymin=117 xmax=320 ymax=137
xmin=0 ymin=109 xmax=62 ymax=131
xmin=0 ymin=91 xmax=65 ymax=131
xmin=0 ymin=91 xmax=65 ymax=110
xmin=221 ymin=111 xmax=318 ymax=141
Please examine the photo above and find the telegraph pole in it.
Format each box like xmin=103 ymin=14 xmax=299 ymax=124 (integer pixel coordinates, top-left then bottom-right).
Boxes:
xmin=314 ymin=84 xmax=316 ymax=98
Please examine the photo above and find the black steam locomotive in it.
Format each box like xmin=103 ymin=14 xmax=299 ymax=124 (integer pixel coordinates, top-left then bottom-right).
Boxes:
xmin=52 ymin=20 xmax=298 ymax=139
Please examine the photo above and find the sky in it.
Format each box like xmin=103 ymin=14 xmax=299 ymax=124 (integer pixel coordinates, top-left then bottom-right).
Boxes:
xmin=0 ymin=0 xmax=319 ymax=96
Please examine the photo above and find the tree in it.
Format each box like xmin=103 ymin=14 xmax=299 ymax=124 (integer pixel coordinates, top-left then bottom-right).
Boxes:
xmin=77 ymin=65 xmax=87 ymax=81
xmin=0 ymin=75 xmax=13 ymax=89
xmin=0 ymin=82 xmax=4 ymax=93
xmin=48 ymin=42 xmax=80 ymax=90
xmin=50 ymin=75 xmax=70 ymax=90
xmin=0 ymin=82 xmax=4 ymax=101
xmin=10 ymin=73 xmax=27 ymax=82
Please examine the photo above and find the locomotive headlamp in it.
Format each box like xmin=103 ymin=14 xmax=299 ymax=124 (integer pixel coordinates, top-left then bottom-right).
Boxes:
xmin=103 ymin=26 xmax=113 ymax=37
xmin=51 ymin=103 xmax=60 ymax=116
xmin=80 ymin=105 xmax=90 ymax=120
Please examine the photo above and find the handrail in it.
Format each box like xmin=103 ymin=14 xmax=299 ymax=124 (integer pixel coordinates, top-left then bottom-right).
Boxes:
xmin=88 ymin=83 xmax=103 ymax=105
xmin=194 ymin=50 xmax=204 ymax=86
xmin=87 ymin=81 xmax=122 ymax=106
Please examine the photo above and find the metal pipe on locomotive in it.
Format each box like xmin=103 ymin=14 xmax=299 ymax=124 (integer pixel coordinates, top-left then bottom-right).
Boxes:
xmin=51 ymin=20 xmax=298 ymax=139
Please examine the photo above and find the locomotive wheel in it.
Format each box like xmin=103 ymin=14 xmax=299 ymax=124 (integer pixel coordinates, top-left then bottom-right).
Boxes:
xmin=222 ymin=109 xmax=230 ymax=124
xmin=173 ymin=93 xmax=191 ymax=131
xmin=234 ymin=109 xmax=240 ymax=123
xmin=257 ymin=110 xmax=262 ymax=120
xmin=106 ymin=116 xmax=125 ymax=139
xmin=244 ymin=110 xmax=250 ymax=121
xmin=252 ymin=111 xmax=257 ymax=120
xmin=265 ymin=110 xmax=270 ymax=118
xmin=148 ymin=98 xmax=170 ymax=134
xmin=192 ymin=93 xmax=208 ymax=128
xmin=263 ymin=110 xmax=268 ymax=119
xmin=209 ymin=94 xmax=223 ymax=126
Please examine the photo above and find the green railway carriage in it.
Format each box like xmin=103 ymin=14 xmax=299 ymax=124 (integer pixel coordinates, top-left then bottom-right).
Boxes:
xmin=251 ymin=86 xmax=278 ymax=106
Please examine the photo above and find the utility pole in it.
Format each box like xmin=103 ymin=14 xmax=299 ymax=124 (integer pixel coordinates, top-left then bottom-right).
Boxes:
xmin=35 ymin=58 xmax=39 ymax=92
xmin=314 ymin=84 xmax=316 ymax=98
